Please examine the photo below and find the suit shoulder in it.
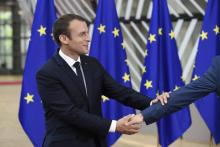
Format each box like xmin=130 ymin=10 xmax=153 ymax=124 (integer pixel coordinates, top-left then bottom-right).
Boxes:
xmin=37 ymin=57 xmax=56 ymax=76
xmin=81 ymin=55 xmax=105 ymax=72
xmin=81 ymin=55 xmax=98 ymax=62
xmin=81 ymin=55 xmax=102 ymax=66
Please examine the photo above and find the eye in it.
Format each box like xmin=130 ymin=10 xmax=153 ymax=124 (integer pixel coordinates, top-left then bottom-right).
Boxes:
xmin=79 ymin=32 xmax=88 ymax=37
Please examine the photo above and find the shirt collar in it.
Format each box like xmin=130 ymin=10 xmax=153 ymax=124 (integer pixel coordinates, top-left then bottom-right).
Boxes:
xmin=59 ymin=49 xmax=81 ymax=67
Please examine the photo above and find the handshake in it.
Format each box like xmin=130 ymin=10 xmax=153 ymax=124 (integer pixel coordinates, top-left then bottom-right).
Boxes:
xmin=116 ymin=92 xmax=170 ymax=135
xmin=116 ymin=113 xmax=144 ymax=135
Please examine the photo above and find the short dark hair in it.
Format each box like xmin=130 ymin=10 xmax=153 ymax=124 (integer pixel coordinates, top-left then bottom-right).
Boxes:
xmin=52 ymin=14 xmax=88 ymax=46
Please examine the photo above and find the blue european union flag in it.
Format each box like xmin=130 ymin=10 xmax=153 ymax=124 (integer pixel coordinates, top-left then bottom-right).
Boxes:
xmin=89 ymin=0 xmax=134 ymax=146
xmin=140 ymin=0 xmax=191 ymax=146
xmin=193 ymin=0 xmax=220 ymax=144
xmin=18 ymin=0 xmax=57 ymax=146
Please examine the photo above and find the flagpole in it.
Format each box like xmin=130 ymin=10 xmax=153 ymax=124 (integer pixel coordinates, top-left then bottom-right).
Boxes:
xmin=180 ymin=136 xmax=183 ymax=146
xmin=209 ymin=134 xmax=213 ymax=147
xmin=156 ymin=134 xmax=160 ymax=147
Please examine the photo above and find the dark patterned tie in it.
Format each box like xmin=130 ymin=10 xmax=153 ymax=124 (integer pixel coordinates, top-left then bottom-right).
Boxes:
xmin=73 ymin=62 xmax=87 ymax=95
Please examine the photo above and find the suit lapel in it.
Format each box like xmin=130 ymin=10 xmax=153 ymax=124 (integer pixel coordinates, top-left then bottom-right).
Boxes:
xmin=53 ymin=53 xmax=88 ymax=99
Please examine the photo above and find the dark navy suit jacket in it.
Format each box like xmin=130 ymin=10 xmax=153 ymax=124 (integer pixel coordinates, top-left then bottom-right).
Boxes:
xmin=36 ymin=53 xmax=151 ymax=147
xmin=142 ymin=56 xmax=220 ymax=125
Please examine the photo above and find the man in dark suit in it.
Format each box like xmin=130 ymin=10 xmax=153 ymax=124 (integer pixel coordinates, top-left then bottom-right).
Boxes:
xmin=127 ymin=56 xmax=220 ymax=125
xmin=36 ymin=14 xmax=166 ymax=147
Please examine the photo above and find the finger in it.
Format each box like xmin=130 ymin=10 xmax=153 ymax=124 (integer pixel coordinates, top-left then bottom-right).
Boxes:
xmin=165 ymin=92 xmax=170 ymax=98
xmin=131 ymin=124 xmax=141 ymax=130
xmin=158 ymin=96 xmax=165 ymax=105
xmin=151 ymin=98 xmax=158 ymax=105
xmin=124 ymin=128 xmax=139 ymax=135
xmin=164 ymin=92 xmax=170 ymax=103
xmin=124 ymin=114 xmax=135 ymax=125
xmin=161 ymin=94 xmax=167 ymax=104
xmin=127 ymin=119 xmax=138 ymax=126
xmin=126 ymin=131 xmax=136 ymax=135
xmin=124 ymin=114 xmax=134 ymax=120
xmin=128 ymin=128 xmax=140 ymax=134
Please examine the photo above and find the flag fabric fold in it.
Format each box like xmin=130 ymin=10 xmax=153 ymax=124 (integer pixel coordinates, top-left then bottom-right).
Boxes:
xmin=140 ymin=0 xmax=191 ymax=146
xmin=193 ymin=0 xmax=220 ymax=144
xmin=18 ymin=0 xmax=57 ymax=146
xmin=89 ymin=0 xmax=134 ymax=146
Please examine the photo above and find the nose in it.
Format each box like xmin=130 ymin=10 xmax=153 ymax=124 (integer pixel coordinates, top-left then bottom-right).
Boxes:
xmin=86 ymin=33 xmax=90 ymax=42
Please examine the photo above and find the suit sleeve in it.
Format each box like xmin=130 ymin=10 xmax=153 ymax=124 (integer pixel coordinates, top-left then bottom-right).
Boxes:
xmin=142 ymin=57 xmax=219 ymax=125
xmin=36 ymin=70 xmax=111 ymax=137
xmin=94 ymin=60 xmax=151 ymax=110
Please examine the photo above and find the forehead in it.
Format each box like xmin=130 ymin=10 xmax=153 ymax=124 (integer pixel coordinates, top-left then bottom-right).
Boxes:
xmin=68 ymin=19 xmax=88 ymax=33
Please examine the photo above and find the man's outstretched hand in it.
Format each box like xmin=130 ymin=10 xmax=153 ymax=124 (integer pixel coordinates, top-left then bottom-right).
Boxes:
xmin=116 ymin=114 xmax=142 ymax=135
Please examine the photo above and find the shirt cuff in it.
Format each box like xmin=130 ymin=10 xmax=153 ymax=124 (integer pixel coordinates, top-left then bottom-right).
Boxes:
xmin=150 ymin=100 xmax=153 ymax=106
xmin=109 ymin=120 xmax=117 ymax=132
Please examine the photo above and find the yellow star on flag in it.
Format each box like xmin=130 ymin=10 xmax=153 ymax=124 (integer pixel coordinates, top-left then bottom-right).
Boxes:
xmin=112 ymin=27 xmax=119 ymax=37
xmin=213 ymin=25 xmax=220 ymax=35
xmin=144 ymin=80 xmax=153 ymax=89
xmin=122 ymin=72 xmax=130 ymax=82
xmin=169 ymin=30 xmax=175 ymax=39
xmin=192 ymin=74 xmax=200 ymax=81
xmin=121 ymin=41 xmax=125 ymax=49
xmin=102 ymin=95 xmax=109 ymax=102
xmin=142 ymin=66 xmax=146 ymax=74
xmin=174 ymin=85 xmax=180 ymax=91
xmin=37 ymin=25 xmax=46 ymax=36
xmin=144 ymin=49 xmax=148 ymax=57
xmin=158 ymin=28 xmax=163 ymax=35
xmin=200 ymin=31 xmax=208 ymax=40
xmin=98 ymin=24 xmax=106 ymax=33
xmin=148 ymin=34 xmax=156 ymax=43
xmin=24 ymin=93 xmax=34 ymax=104
xmin=181 ymin=75 xmax=186 ymax=83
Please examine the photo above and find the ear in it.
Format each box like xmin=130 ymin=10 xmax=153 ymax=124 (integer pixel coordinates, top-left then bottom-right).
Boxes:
xmin=59 ymin=34 xmax=69 ymax=45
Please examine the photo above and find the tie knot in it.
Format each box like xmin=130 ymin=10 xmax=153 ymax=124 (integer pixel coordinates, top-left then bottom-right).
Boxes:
xmin=73 ymin=62 xmax=80 ymax=68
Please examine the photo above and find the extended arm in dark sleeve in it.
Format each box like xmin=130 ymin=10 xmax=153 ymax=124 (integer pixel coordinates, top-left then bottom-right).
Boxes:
xmin=142 ymin=58 xmax=218 ymax=125
xmin=36 ymin=70 xmax=111 ymax=137
xmin=96 ymin=60 xmax=151 ymax=110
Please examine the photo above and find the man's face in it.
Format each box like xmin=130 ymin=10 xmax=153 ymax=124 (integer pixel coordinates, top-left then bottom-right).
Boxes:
xmin=65 ymin=20 xmax=90 ymax=55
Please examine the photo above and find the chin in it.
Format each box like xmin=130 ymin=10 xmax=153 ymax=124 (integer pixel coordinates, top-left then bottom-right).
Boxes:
xmin=83 ymin=49 xmax=89 ymax=54
xmin=80 ymin=51 xmax=88 ymax=55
